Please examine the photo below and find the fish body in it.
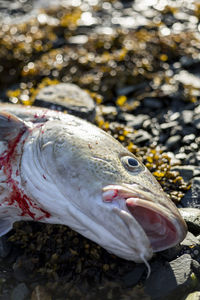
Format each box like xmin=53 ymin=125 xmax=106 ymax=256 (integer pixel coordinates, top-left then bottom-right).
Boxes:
xmin=0 ymin=104 xmax=187 ymax=264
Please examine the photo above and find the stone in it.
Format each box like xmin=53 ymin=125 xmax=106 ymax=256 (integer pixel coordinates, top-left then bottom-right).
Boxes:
xmin=11 ymin=283 xmax=29 ymax=300
xmin=31 ymin=286 xmax=52 ymax=300
xmin=179 ymin=208 xmax=200 ymax=234
xmin=181 ymin=110 xmax=194 ymax=124
xmin=184 ymin=291 xmax=200 ymax=300
xmin=165 ymin=135 xmax=182 ymax=150
xmin=182 ymin=134 xmax=196 ymax=145
xmin=180 ymin=231 xmax=200 ymax=247
xmin=144 ymin=254 xmax=199 ymax=300
xmin=193 ymin=117 xmax=200 ymax=130
xmin=131 ymin=130 xmax=152 ymax=145
xmin=122 ymin=265 xmax=145 ymax=287
xmin=120 ymin=113 xmax=149 ymax=129
xmin=181 ymin=177 xmax=200 ymax=208
xmin=35 ymin=83 xmax=96 ymax=122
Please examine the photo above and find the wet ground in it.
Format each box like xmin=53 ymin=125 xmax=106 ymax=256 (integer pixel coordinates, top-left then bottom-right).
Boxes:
xmin=0 ymin=0 xmax=200 ymax=299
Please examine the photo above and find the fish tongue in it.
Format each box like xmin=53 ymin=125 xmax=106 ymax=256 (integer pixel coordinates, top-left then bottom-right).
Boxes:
xmin=126 ymin=198 xmax=178 ymax=252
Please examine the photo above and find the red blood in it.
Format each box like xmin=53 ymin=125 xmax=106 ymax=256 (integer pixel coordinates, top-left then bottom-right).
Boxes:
xmin=0 ymin=127 xmax=50 ymax=220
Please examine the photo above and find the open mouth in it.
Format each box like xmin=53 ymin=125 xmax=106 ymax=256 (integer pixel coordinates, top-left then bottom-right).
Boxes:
xmin=102 ymin=184 xmax=187 ymax=252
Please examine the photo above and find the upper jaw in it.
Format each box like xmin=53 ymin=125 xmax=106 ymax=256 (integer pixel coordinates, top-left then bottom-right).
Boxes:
xmin=102 ymin=184 xmax=187 ymax=252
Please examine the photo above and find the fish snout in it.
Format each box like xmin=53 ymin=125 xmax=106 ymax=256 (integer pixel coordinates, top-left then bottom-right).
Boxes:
xmin=102 ymin=184 xmax=187 ymax=252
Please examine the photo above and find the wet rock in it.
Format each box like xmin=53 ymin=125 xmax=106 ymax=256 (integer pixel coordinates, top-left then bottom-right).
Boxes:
xmin=144 ymin=254 xmax=199 ymax=300
xmin=184 ymin=291 xmax=200 ymax=300
xmin=35 ymin=83 xmax=96 ymax=122
xmin=13 ymin=256 xmax=35 ymax=282
xmin=0 ymin=236 xmax=11 ymax=258
xmin=122 ymin=265 xmax=145 ymax=287
xmin=181 ymin=177 xmax=200 ymax=208
xmin=179 ymin=208 xmax=200 ymax=234
xmin=11 ymin=283 xmax=30 ymax=300
xmin=165 ymin=135 xmax=182 ymax=150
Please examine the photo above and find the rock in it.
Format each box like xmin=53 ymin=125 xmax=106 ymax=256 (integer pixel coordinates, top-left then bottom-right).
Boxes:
xmin=0 ymin=236 xmax=11 ymax=258
xmin=144 ymin=254 xmax=199 ymax=300
xmin=31 ymin=286 xmax=52 ymax=300
xmin=193 ymin=117 xmax=200 ymax=130
xmin=165 ymin=135 xmax=182 ymax=150
xmin=171 ymin=166 xmax=195 ymax=182
xmin=160 ymin=121 xmax=178 ymax=130
xmin=179 ymin=208 xmax=200 ymax=234
xmin=181 ymin=177 xmax=200 ymax=208
xmin=131 ymin=130 xmax=152 ymax=145
xmin=120 ymin=113 xmax=149 ymax=129
xmin=184 ymin=291 xmax=200 ymax=300
xmin=181 ymin=110 xmax=194 ymax=125
xmin=35 ymin=83 xmax=96 ymax=122
xmin=182 ymin=134 xmax=196 ymax=145
xmin=11 ymin=283 xmax=30 ymax=300
xmin=143 ymin=97 xmax=163 ymax=109
xmin=180 ymin=231 xmax=200 ymax=247
xmin=122 ymin=265 xmax=145 ymax=287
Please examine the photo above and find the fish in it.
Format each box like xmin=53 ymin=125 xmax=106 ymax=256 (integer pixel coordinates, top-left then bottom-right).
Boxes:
xmin=0 ymin=103 xmax=187 ymax=273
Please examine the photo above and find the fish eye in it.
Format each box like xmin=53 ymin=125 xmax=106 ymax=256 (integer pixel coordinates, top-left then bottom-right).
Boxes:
xmin=121 ymin=156 xmax=140 ymax=172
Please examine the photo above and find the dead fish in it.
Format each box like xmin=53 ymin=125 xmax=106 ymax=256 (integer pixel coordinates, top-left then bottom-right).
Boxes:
xmin=0 ymin=104 xmax=187 ymax=272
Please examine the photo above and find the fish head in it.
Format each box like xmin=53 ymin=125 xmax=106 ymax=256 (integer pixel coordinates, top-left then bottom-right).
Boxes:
xmin=38 ymin=117 xmax=187 ymax=263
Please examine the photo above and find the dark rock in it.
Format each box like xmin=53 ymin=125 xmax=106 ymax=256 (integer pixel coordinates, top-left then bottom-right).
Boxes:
xmin=11 ymin=283 xmax=29 ymax=300
xmin=182 ymin=177 xmax=200 ymax=208
xmin=160 ymin=244 xmax=183 ymax=261
xmin=35 ymin=83 xmax=96 ymax=122
xmin=122 ymin=265 xmax=145 ymax=287
xmin=116 ymin=82 xmax=149 ymax=96
xmin=179 ymin=208 xmax=200 ymax=235
xmin=171 ymin=166 xmax=195 ymax=182
xmin=0 ymin=236 xmax=11 ymax=258
xmin=165 ymin=135 xmax=182 ymax=150
xmin=144 ymin=254 xmax=199 ymax=300
xmin=143 ymin=98 xmax=163 ymax=109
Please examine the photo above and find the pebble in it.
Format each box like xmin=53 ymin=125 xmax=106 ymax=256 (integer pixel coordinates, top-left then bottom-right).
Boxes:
xmin=181 ymin=177 xmax=200 ymax=208
xmin=181 ymin=110 xmax=194 ymax=125
xmin=179 ymin=208 xmax=200 ymax=235
xmin=131 ymin=130 xmax=152 ymax=145
xmin=180 ymin=231 xmax=200 ymax=247
xmin=11 ymin=283 xmax=30 ymax=300
xmin=193 ymin=117 xmax=200 ymax=130
xmin=120 ymin=113 xmax=149 ymax=129
xmin=184 ymin=291 xmax=200 ymax=300
xmin=144 ymin=254 xmax=199 ymax=300
xmin=35 ymin=83 xmax=96 ymax=122
xmin=165 ymin=135 xmax=182 ymax=150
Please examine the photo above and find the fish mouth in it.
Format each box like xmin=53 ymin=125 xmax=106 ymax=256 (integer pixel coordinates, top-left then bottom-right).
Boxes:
xmin=102 ymin=184 xmax=187 ymax=252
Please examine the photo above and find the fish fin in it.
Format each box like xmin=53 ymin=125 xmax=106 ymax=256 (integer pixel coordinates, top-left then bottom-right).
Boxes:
xmin=0 ymin=111 xmax=27 ymax=142
xmin=0 ymin=218 xmax=14 ymax=236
